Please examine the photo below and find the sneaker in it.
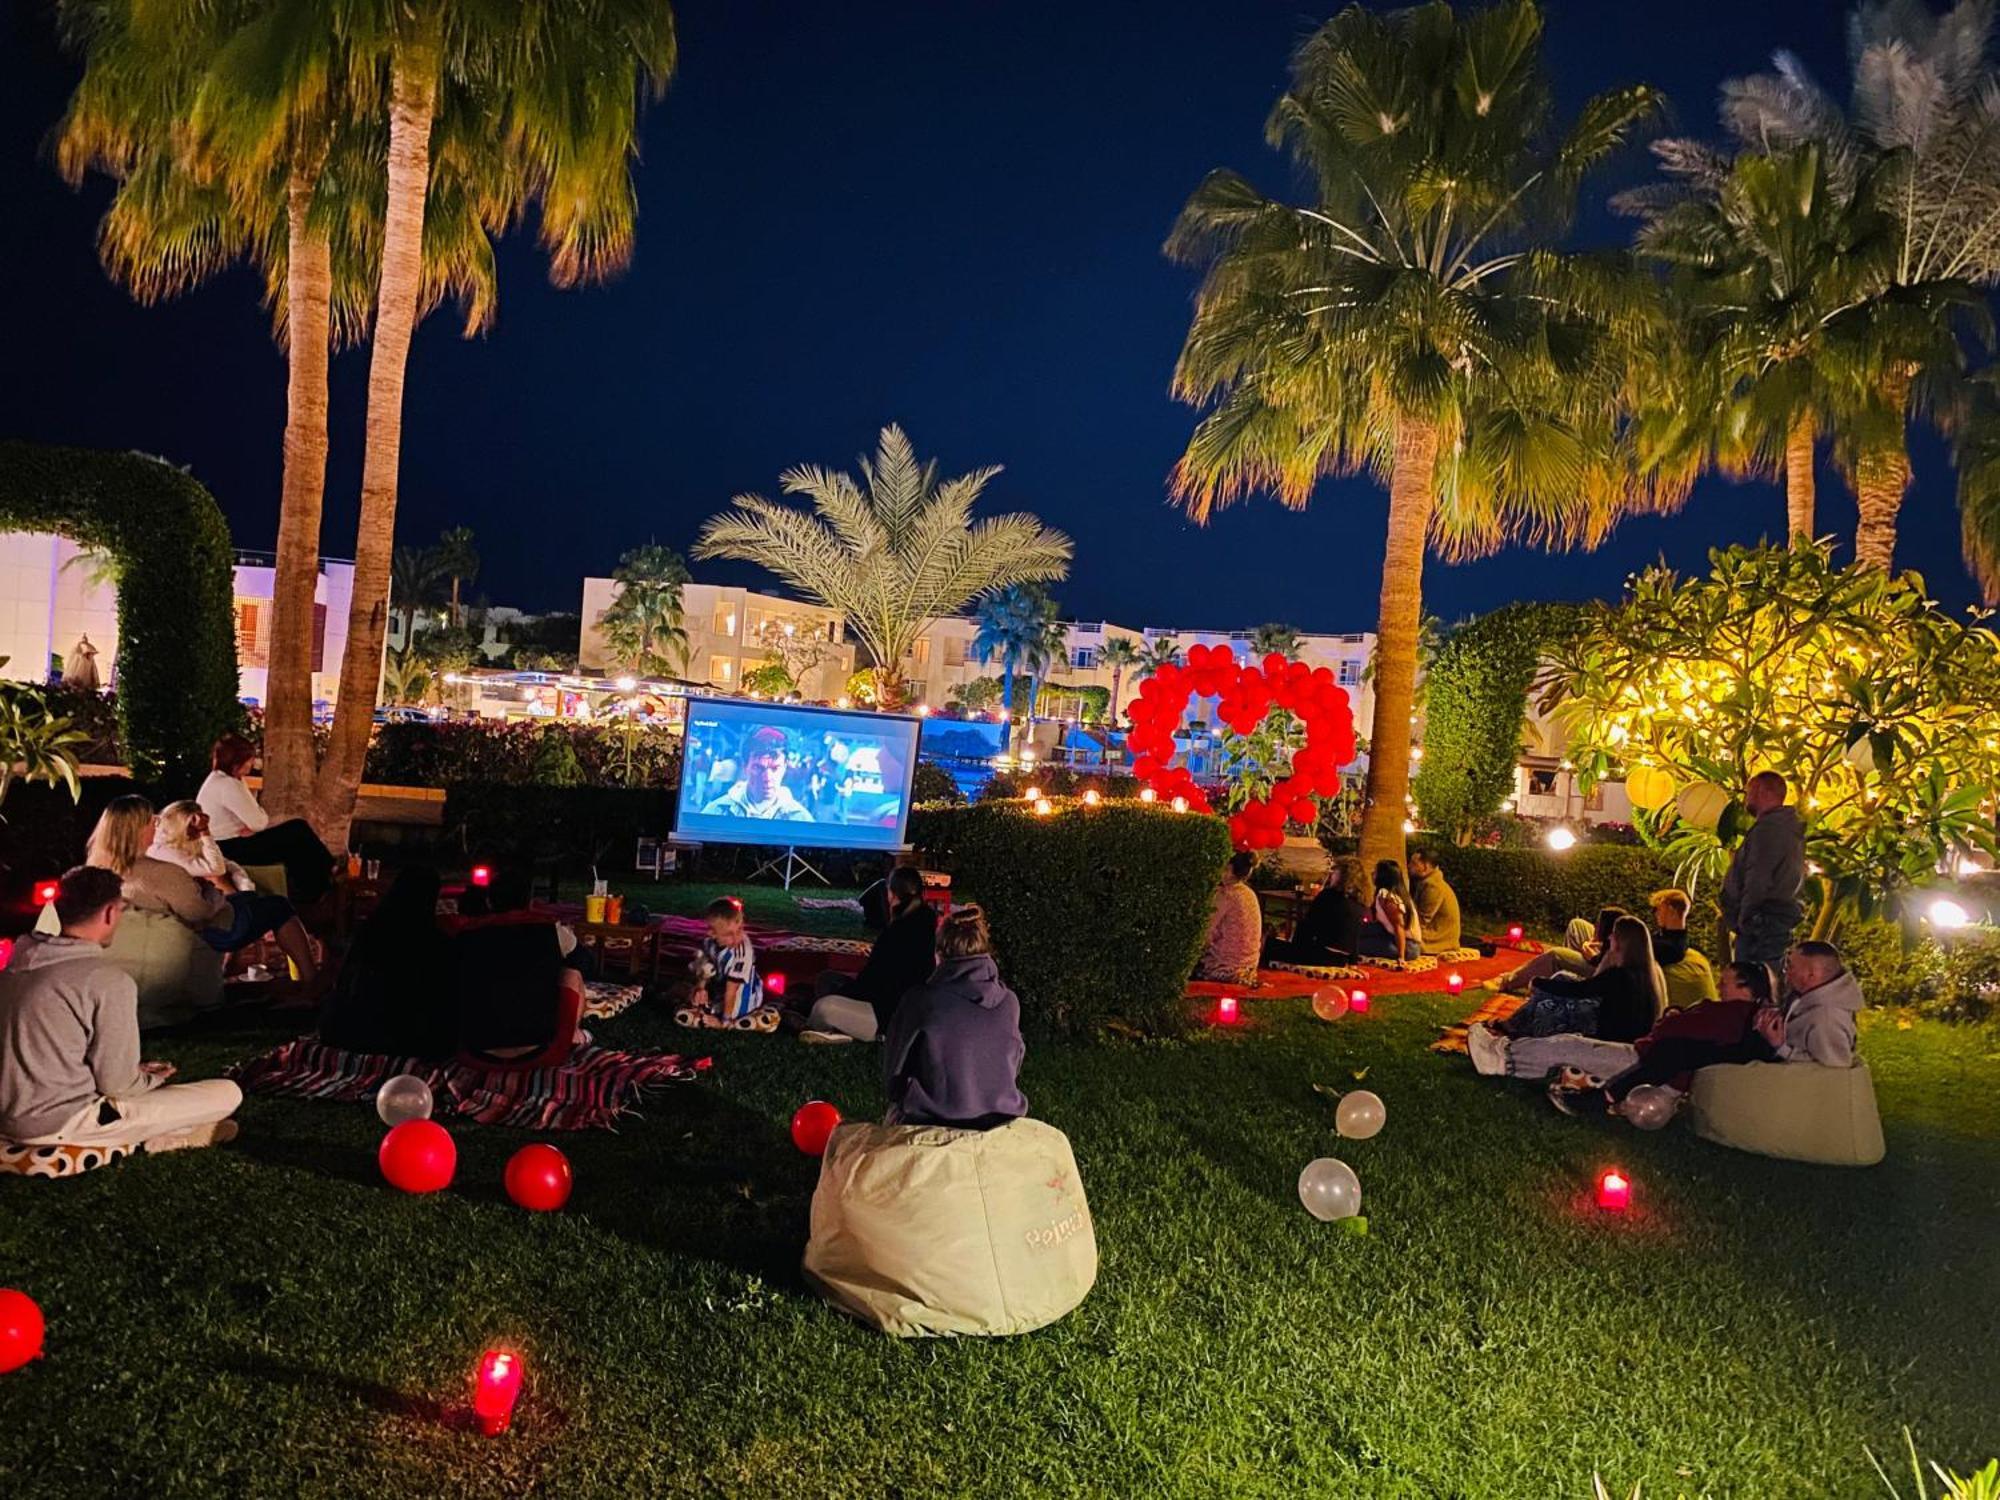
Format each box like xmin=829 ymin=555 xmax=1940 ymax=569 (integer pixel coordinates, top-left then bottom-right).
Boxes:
xmin=800 ymin=1029 xmax=855 ymax=1046
xmin=144 ymin=1119 xmax=240 ymax=1153
xmin=1465 ymin=1022 xmax=1509 ymax=1077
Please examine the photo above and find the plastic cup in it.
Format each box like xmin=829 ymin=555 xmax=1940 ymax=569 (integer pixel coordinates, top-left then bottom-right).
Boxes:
xmin=585 ymin=894 xmax=607 ymax=924
xmin=605 ymin=894 xmax=624 ymax=924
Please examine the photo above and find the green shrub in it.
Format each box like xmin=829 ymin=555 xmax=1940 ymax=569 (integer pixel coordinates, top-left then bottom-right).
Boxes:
xmin=909 ymin=799 xmax=1232 ymax=1036
xmin=982 ymin=766 xmax=1141 ymax=801
xmin=0 ymin=443 xmax=240 ymax=785
xmin=910 ymin=759 xmax=964 ymax=806
xmin=364 ymin=719 xmax=682 ymax=789
xmin=1428 ymin=844 xmax=1677 ymax=932
xmin=1841 ymin=919 xmax=2000 ymax=1025
xmin=445 ymin=782 xmax=679 ymax=873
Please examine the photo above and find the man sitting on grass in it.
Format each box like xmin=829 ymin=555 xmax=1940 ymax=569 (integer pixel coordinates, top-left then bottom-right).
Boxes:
xmin=1407 ymin=848 xmax=1461 ymax=955
xmin=802 ymin=866 xmax=939 ymax=1043
xmin=0 ymin=866 xmax=242 ymax=1153
xmin=1195 ymin=851 xmax=1262 ymax=986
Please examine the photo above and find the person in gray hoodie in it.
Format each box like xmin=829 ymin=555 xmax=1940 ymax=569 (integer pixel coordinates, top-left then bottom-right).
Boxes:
xmin=1720 ymin=771 xmax=1807 ymax=967
xmin=0 ymin=867 xmax=242 ymax=1152
xmin=881 ymin=904 xmax=1027 ymax=1130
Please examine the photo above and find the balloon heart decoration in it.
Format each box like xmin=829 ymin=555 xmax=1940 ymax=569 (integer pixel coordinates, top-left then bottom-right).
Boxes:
xmin=1126 ymin=644 xmax=1358 ymax=850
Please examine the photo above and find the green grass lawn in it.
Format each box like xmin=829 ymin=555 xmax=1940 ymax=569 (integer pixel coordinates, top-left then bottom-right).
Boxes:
xmin=3 ymin=946 xmax=1996 ymax=1496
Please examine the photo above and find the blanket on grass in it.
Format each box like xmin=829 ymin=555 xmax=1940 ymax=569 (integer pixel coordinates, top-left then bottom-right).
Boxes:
xmin=229 ymin=1038 xmax=708 ymax=1130
xmin=1429 ymin=991 xmax=1526 ymax=1054
xmin=1189 ymin=950 xmax=1518 ymax=1003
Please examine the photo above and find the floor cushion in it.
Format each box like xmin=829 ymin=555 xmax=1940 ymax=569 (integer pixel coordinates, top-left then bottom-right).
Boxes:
xmin=1689 ymin=1059 xmax=1885 ymax=1166
xmin=0 ymin=1139 xmax=138 ymax=1178
xmin=105 ymin=908 xmax=225 ymax=1029
xmin=803 ymin=1116 xmax=1097 ymax=1338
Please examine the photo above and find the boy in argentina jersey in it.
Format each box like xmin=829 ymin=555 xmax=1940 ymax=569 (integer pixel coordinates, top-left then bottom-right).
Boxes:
xmin=695 ymin=896 xmax=764 ymax=1023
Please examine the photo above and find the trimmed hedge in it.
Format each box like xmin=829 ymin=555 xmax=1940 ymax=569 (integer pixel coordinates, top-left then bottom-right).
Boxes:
xmin=445 ymin=782 xmax=679 ymax=873
xmin=1421 ymin=843 xmax=1677 ymax=933
xmin=365 ymin=719 xmax=684 ymax=789
xmin=909 ymin=799 xmax=1233 ymax=1036
xmin=0 ymin=443 xmax=240 ymax=785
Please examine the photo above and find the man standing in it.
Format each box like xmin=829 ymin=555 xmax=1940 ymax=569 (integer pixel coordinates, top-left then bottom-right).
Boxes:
xmin=700 ymin=726 xmax=814 ymax=821
xmin=1407 ymin=848 xmax=1462 ymax=955
xmin=0 ymin=867 xmax=242 ymax=1153
xmin=1719 ymin=771 xmax=1806 ymax=967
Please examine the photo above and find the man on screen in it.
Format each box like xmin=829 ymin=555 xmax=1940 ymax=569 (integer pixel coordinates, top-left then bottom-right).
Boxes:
xmin=700 ymin=726 xmax=814 ymax=822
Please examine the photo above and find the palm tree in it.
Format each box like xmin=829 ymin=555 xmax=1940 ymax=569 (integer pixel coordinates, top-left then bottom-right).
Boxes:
xmin=599 ymin=543 xmax=691 ymax=678
xmin=380 ymin=650 xmax=431 ymax=707
xmin=1097 ymin=635 xmax=1142 ymax=724
xmin=1713 ymin=0 xmax=2000 ymax=570
xmin=1616 ymin=143 xmax=1894 ymax=544
xmin=314 ymin=1 xmax=679 ymax=840
xmin=1137 ymin=638 xmax=1183 ymax=679
xmin=390 ymin=543 xmax=443 ymax=643
xmin=1166 ymin=0 xmax=1668 ymax=871
xmin=695 ymin=425 xmax=1073 ymax=709
xmin=433 ymin=526 xmax=479 ymax=627
xmin=1247 ymin=622 xmax=1305 ymax=659
xmin=974 ymin=585 xmax=1066 ymax=746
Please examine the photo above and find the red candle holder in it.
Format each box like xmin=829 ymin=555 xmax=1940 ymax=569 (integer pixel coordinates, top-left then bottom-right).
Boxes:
xmin=473 ymin=1349 xmax=524 ymax=1435
xmin=1506 ymin=923 xmax=1524 ymax=943
xmin=1595 ymin=1169 xmax=1631 ymax=1213
xmin=1347 ymin=989 xmax=1370 ymax=1014
xmin=1215 ymin=995 xmax=1240 ymax=1024
xmin=32 ymin=879 xmax=60 ymax=907
xmin=469 ymin=864 xmax=493 ymax=889
xmin=1446 ymin=971 xmax=1465 ymax=995
xmin=765 ymin=971 xmax=787 ymax=997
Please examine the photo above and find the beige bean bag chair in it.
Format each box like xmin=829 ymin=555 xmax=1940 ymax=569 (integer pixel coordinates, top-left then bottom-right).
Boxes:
xmin=105 ymin=908 xmax=225 ymax=1030
xmin=1689 ymin=1060 xmax=1885 ymax=1166
xmin=803 ymin=1116 xmax=1097 ymax=1338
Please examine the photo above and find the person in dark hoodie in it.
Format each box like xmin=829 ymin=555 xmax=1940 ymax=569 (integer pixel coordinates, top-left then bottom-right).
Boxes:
xmin=1720 ymin=771 xmax=1806 ymax=967
xmin=800 ymin=866 xmax=939 ymax=1043
xmin=0 ymin=866 xmax=242 ymax=1152
xmin=317 ymin=866 xmax=458 ymax=1060
xmin=880 ymin=904 xmax=1027 ymax=1129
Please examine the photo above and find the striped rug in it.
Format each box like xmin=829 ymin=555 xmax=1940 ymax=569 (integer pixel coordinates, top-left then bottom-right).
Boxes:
xmin=1429 ymin=991 xmax=1526 ymax=1054
xmin=229 ymin=1038 xmax=709 ymax=1131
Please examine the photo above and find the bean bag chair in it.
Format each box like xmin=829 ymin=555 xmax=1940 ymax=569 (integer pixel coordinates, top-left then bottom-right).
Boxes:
xmin=1661 ymin=950 xmax=1718 ymax=1009
xmin=1688 ymin=1059 xmax=1885 ymax=1166
xmin=104 ymin=908 xmax=224 ymax=1029
xmin=239 ymin=863 xmax=289 ymax=899
xmin=803 ymin=1116 xmax=1096 ymax=1338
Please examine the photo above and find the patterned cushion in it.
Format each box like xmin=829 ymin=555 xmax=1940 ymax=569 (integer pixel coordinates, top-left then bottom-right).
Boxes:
xmin=0 ymin=1139 xmax=137 ymax=1178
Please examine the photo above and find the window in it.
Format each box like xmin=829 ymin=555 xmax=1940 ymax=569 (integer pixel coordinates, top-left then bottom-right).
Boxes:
xmin=1528 ymin=769 xmax=1558 ymax=797
xmin=943 ymin=636 xmax=965 ymax=667
xmin=234 ymin=601 xmax=266 ymax=668
xmin=911 ymin=639 xmax=932 ymax=665
xmin=1337 ymin=658 xmax=1362 ymax=687
xmin=1071 ymin=646 xmax=1098 ymax=669
xmin=712 ymin=605 xmax=737 ymax=637
xmin=709 ymin=655 xmax=735 ymax=683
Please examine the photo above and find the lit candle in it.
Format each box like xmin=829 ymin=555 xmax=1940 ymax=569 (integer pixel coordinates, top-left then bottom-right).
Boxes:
xmin=473 ymin=1349 xmax=524 ymax=1435
xmin=1348 ymin=989 xmax=1370 ymax=1013
xmin=1033 ymin=798 xmax=1054 ymax=816
xmin=32 ymin=879 xmax=59 ymax=907
xmin=1138 ymin=788 xmax=1158 ymax=804
xmin=1216 ymin=995 xmax=1239 ymax=1024
xmin=1446 ymin=972 xmax=1464 ymax=995
xmin=1170 ymin=796 xmax=1189 ymax=813
xmin=1506 ymin=923 xmax=1524 ymax=943
xmin=1595 ymin=1169 xmax=1631 ymax=1213
xmin=1082 ymin=789 xmax=1102 ymax=807
xmin=1022 ymin=786 xmax=1043 ymax=802
xmin=764 ymin=972 xmax=787 ymax=997
xmin=470 ymin=864 xmax=493 ymax=889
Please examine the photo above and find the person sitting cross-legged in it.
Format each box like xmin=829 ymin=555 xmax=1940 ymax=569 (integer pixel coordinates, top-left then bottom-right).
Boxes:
xmin=1467 ymin=915 xmax=1664 ymax=1074
xmin=1195 ymin=851 xmax=1264 ymax=985
xmin=801 ymin=866 xmax=940 ymax=1043
xmin=1262 ymin=857 xmax=1367 ymax=968
xmin=1407 ymin=848 xmax=1462 ymax=955
xmin=881 ymin=905 xmax=1027 ymax=1130
xmin=0 ymin=867 xmax=243 ymax=1153
xmin=1487 ymin=906 xmax=1624 ymax=995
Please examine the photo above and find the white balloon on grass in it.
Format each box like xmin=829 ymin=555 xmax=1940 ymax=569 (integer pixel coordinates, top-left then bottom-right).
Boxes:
xmin=1297 ymin=1157 xmax=1362 ymax=1222
xmin=1621 ymin=1084 xmax=1678 ymax=1131
xmin=376 ymin=1074 xmax=434 ymax=1127
xmin=1335 ymin=1090 xmax=1386 ymax=1140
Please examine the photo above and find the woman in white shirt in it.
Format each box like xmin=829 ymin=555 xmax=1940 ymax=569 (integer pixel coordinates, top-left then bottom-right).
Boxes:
xmin=197 ymin=733 xmax=337 ymax=903
xmin=1356 ymin=859 xmax=1422 ymax=961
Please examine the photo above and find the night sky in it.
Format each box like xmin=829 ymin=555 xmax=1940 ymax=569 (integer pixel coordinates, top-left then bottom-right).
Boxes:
xmin=1 ymin=1 xmax=1980 ymax=628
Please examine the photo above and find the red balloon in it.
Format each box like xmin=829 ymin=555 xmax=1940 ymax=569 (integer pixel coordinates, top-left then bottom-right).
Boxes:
xmin=504 ymin=1143 xmax=573 ymax=1212
xmin=0 ymin=1289 xmax=45 ymax=1374
xmin=791 ymin=1100 xmax=843 ymax=1157
xmin=1290 ymin=798 xmax=1318 ymax=824
xmin=379 ymin=1119 xmax=456 ymax=1194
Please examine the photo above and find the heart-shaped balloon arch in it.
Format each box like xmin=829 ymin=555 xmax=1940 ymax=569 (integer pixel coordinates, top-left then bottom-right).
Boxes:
xmin=1125 ymin=644 xmax=1358 ymax=850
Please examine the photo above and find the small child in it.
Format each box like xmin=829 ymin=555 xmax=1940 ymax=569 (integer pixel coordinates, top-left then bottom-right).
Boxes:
xmin=680 ymin=896 xmax=778 ymax=1032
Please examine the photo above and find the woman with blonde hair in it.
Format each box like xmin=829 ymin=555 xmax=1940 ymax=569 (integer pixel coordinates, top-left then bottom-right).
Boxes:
xmin=87 ymin=794 xmax=320 ymax=994
xmin=147 ymin=801 xmax=253 ymax=893
xmin=879 ymin=904 xmax=1027 ymax=1129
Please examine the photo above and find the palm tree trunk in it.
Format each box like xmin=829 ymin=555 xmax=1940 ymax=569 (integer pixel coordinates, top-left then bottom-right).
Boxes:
xmin=313 ymin=45 xmax=438 ymax=846
xmin=261 ymin=162 xmax=333 ymax=820
xmin=1000 ymin=658 xmax=1016 ymax=750
xmin=1853 ymin=368 xmax=1913 ymax=572
xmin=1110 ymin=665 xmax=1125 ymax=725
xmin=1784 ymin=412 xmax=1814 ymax=546
xmin=1357 ymin=416 xmax=1438 ymax=876
xmin=450 ymin=575 xmax=461 ymax=628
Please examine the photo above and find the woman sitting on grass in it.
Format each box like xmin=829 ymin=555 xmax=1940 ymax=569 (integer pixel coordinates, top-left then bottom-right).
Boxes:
xmin=87 ymin=795 xmax=321 ymax=1000
xmin=882 ymin=905 xmax=1026 ymax=1130
xmin=1355 ymin=860 xmax=1421 ymax=961
xmin=1262 ymin=857 xmax=1366 ymax=968
xmin=1466 ymin=915 xmax=1663 ymax=1075
xmin=1487 ymin=907 xmax=1624 ymax=995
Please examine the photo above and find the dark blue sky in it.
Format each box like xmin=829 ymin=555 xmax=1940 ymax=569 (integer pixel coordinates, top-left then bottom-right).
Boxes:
xmin=1 ymin=1 xmax=1979 ymax=626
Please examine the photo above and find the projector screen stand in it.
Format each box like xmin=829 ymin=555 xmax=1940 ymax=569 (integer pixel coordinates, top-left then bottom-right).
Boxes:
xmin=747 ymin=845 xmax=832 ymax=890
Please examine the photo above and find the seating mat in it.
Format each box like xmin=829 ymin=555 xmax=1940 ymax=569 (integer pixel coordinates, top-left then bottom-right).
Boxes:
xmin=0 ymin=1138 xmax=139 ymax=1178
xmin=1190 ymin=950 xmax=1518 ymax=1003
xmin=229 ymin=1037 xmax=709 ymax=1130
xmin=581 ymin=980 xmax=645 ymax=1020
xmin=1430 ymin=991 xmax=1527 ymax=1054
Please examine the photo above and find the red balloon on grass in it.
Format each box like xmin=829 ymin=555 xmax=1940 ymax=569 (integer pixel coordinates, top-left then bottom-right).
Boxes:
xmin=0 ymin=1289 xmax=45 ymax=1374
xmin=790 ymin=1100 xmax=843 ymax=1157
xmin=379 ymin=1118 xmax=457 ymax=1194
xmin=504 ymin=1143 xmax=573 ymax=1212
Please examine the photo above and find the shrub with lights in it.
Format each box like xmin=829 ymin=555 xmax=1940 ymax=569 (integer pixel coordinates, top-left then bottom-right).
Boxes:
xmin=1544 ymin=544 xmax=2000 ymax=935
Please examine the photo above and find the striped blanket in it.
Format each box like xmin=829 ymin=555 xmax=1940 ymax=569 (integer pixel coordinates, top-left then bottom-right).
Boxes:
xmin=1430 ymin=991 xmax=1526 ymax=1054
xmin=229 ymin=1038 xmax=709 ymax=1131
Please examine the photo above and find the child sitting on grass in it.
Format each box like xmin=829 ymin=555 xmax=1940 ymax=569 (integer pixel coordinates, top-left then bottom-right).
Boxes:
xmin=679 ymin=896 xmax=778 ymax=1032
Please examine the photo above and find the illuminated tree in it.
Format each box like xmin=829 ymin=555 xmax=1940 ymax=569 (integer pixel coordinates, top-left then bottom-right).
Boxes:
xmin=1543 ymin=543 xmax=2000 ymax=933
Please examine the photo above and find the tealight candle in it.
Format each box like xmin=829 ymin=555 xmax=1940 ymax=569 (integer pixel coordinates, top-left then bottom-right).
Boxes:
xmin=1348 ymin=989 xmax=1370 ymax=1013
xmin=473 ymin=1349 xmax=524 ymax=1435
xmin=1595 ymin=1169 xmax=1631 ymax=1213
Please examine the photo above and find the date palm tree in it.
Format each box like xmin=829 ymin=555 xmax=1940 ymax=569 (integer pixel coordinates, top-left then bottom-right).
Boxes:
xmin=1167 ymin=0 xmax=1669 ymax=870
xmin=974 ymin=585 xmax=1067 ymax=747
xmin=695 ymin=425 xmax=1073 ymax=710
xmin=1097 ymin=635 xmax=1142 ymax=724
xmin=599 ymin=543 xmax=691 ymax=678
xmin=1712 ymin=0 xmax=2000 ymax=570
xmin=1136 ymin=638 xmax=1183 ymax=679
xmin=433 ymin=526 xmax=479 ymax=627
xmin=1248 ymin=622 xmax=1305 ymax=659
xmin=390 ymin=543 xmax=443 ymax=643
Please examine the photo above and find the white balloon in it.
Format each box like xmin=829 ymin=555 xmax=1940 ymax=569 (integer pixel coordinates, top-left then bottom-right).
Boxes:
xmin=1621 ymin=1084 xmax=1678 ymax=1131
xmin=1297 ymin=1157 xmax=1362 ymax=1221
xmin=376 ymin=1073 xmax=434 ymax=1127
xmin=1335 ymin=1090 xmax=1386 ymax=1140
xmin=1311 ymin=986 xmax=1350 ymax=1022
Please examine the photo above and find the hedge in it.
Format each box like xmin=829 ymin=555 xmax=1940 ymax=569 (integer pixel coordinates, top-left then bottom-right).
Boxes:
xmin=0 ymin=443 xmax=240 ymax=786
xmin=908 ymin=799 xmax=1233 ymax=1036
xmin=365 ymin=719 xmax=683 ymax=790
xmin=445 ymin=782 xmax=679 ymax=874
xmin=1420 ymin=843 xmax=1677 ymax=933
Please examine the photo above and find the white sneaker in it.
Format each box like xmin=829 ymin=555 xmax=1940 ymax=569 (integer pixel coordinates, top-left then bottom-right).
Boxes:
xmin=1466 ymin=1022 xmax=1509 ymax=1077
xmin=800 ymin=1029 xmax=855 ymax=1046
xmin=144 ymin=1119 xmax=240 ymax=1153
